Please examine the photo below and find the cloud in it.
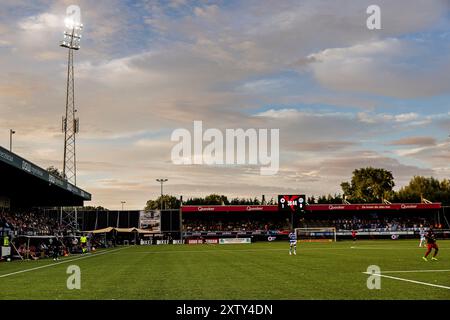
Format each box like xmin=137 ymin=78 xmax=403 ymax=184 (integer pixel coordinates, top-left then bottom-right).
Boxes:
xmin=194 ymin=5 xmax=219 ymax=18
xmin=393 ymin=140 xmax=450 ymax=168
xmin=1 ymin=0 xmax=450 ymax=208
xmin=255 ymin=108 xmax=300 ymax=119
xmin=356 ymin=112 xmax=424 ymax=125
xmin=388 ymin=137 xmax=437 ymax=147
xmin=19 ymin=13 xmax=61 ymax=30
xmin=306 ymin=38 xmax=450 ymax=98
xmin=317 ymin=151 xmax=435 ymax=185
xmin=294 ymin=141 xmax=356 ymax=152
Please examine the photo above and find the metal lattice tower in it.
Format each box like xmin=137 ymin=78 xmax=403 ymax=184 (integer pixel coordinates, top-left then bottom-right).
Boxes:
xmin=61 ymin=26 xmax=82 ymax=185
xmin=60 ymin=18 xmax=83 ymax=232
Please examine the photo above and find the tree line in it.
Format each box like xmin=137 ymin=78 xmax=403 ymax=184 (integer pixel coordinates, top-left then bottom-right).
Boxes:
xmin=138 ymin=168 xmax=450 ymax=211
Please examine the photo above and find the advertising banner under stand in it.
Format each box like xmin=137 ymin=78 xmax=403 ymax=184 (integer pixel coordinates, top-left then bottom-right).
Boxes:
xmin=219 ymin=238 xmax=251 ymax=244
xmin=139 ymin=210 xmax=161 ymax=232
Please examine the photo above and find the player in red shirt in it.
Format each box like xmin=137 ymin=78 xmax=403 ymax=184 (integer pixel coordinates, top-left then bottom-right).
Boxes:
xmin=422 ymin=227 xmax=439 ymax=261
xmin=351 ymin=230 xmax=357 ymax=241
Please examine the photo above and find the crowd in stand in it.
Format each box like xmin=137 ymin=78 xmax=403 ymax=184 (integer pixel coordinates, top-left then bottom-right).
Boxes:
xmin=183 ymin=219 xmax=291 ymax=232
xmin=0 ymin=210 xmax=65 ymax=236
xmin=304 ymin=217 xmax=440 ymax=231
xmin=1 ymin=210 xmax=77 ymax=260
xmin=182 ymin=217 xmax=440 ymax=232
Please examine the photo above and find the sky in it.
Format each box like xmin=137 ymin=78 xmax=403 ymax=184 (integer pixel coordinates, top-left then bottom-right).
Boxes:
xmin=0 ymin=0 xmax=450 ymax=209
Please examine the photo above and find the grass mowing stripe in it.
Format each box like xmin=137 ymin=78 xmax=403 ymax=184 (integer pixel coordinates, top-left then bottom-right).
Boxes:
xmin=0 ymin=247 xmax=128 ymax=279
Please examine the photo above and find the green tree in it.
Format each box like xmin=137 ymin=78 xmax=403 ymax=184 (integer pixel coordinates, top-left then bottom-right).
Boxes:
xmin=340 ymin=167 xmax=395 ymax=203
xmin=82 ymin=206 xmax=109 ymax=211
xmin=395 ymin=176 xmax=450 ymax=204
xmin=144 ymin=195 xmax=181 ymax=211
xmin=307 ymin=196 xmax=316 ymax=204
xmin=47 ymin=166 xmax=64 ymax=179
xmin=204 ymin=194 xmax=229 ymax=205
xmin=316 ymin=194 xmax=343 ymax=204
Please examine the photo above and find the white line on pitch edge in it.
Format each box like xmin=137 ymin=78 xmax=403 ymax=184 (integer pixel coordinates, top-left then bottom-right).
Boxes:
xmin=381 ymin=269 xmax=450 ymax=274
xmin=0 ymin=247 xmax=128 ymax=279
xmin=362 ymin=272 xmax=450 ymax=290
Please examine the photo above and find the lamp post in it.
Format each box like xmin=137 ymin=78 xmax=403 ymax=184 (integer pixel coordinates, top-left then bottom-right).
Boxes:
xmin=116 ymin=201 xmax=126 ymax=228
xmin=9 ymin=129 xmax=15 ymax=152
xmin=156 ymin=179 xmax=168 ymax=211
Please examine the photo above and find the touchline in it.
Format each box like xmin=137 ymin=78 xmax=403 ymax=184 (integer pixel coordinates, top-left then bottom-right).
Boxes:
xmin=171 ymin=121 xmax=279 ymax=175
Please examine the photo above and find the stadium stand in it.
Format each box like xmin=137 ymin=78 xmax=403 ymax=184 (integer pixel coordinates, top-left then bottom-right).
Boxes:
xmin=0 ymin=146 xmax=91 ymax=261
xmin=180 ymin=204 xmax=448 ymax=241
xmin=0 ymin=145 xmax=90 ymax=208
xmin=0 ymin=210 xmax=67 ymax=236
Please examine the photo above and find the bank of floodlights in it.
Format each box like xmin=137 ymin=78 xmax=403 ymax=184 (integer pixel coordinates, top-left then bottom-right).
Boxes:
xmin=60 ymin=18 xmax=83 ymax=50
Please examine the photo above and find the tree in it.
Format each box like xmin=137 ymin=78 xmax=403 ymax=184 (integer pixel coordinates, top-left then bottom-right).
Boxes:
xmin=204 ymin=194 xmax=229 ymax=205
xmin=144 ymin=195 xmax=181 ymax=211
xmin=316 ymin=194 xmax=343 ymax=204
xmin=47 ymin=166 xmax=64 ymax=179
xmin=230 ymin=197 xmax=260 ymax=205
xmin=82 ymin=206 xmax=109 ymax=211
xmin=395 ymin=176 xmax=450 ymax=204
xmin=183 ymin=195 xmax=266 ymax=205
xmin=340 ymin=167 xmax=395 ymax=203
xmin=307 ymin=196 xmax=316 ymax=204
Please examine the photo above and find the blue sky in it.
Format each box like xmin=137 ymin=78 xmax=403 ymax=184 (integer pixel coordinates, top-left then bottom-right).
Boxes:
xmin=0 ymin=0 xmax=449 ymax=209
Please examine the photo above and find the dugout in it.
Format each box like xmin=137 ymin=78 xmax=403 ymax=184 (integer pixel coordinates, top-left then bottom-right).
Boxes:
xmin=82 ymin=227 xmax=157 ymax=246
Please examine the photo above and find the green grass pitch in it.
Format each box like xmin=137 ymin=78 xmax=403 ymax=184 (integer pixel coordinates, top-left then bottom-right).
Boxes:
xmin=1 ymin=240 xmax=449 ymax=300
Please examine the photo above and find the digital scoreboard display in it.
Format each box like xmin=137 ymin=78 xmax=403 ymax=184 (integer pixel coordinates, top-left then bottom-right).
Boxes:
xmin=278 ymin=195 xmax=306 ymax=212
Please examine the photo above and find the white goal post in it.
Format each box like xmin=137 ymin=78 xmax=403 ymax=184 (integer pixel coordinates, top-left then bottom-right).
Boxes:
xmin=295 ymin=227 xmax=337 ymax=242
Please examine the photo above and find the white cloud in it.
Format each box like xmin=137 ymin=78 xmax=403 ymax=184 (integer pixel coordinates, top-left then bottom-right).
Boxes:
xmin=19 ymin=13 xmax=62 ymax=30
xmin=306 ymin=38 xmax=450 ymax=98
xmin=357 ymin=112 xmax=423 ymax=125
xmin=394 ymin=113 xmax=418 ymax=123
xmin=194 ymin=5 xmax=219 ymax=18
xmin=255 ymin=108 xmax=299 ymax=119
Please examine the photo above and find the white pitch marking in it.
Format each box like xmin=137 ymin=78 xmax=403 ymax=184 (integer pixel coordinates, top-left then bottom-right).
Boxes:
xmin=350 ymin=247 xmax=449 ymax=250
xmin=0 ymin=247 xmax=128 ymax=279
xmin=362 ymin=272 xmax=450 ymax=290
xmin=381 ymin=269 xmax=450 ymax=274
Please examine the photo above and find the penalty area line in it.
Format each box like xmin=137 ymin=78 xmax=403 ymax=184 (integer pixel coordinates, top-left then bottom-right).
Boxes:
xmin=362 ymin=272 xmax=450 ymax=290
xmin=0 ymin=247 xmax=128 ymax=279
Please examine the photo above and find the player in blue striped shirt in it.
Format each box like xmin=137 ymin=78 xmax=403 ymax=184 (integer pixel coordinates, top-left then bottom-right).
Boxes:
xmin=289 ymin=231 xmax=297 ymax=255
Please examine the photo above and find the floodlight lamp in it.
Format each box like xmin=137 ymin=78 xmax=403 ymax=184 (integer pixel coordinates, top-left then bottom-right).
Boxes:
xmin=64 ymin=17 xmax=75 ymax=29
xmin=64 ymin=18 xmax=82 ymax=30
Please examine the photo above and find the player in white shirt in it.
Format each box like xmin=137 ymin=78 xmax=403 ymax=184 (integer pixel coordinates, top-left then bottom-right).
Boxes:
xmin=419 ymin=226 xmax=426 ymax=247
xmin=288 ymin=231 xmax=297 ymax=255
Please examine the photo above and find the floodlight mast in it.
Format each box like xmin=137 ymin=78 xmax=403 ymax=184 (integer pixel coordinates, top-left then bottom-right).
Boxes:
xmin=60 ymin=21 xmax=83 ymax=186
xmin=156 ymin=179 xmax=168 ymax=210
xmin=59 ymin=15 xmax=83 ymax=232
